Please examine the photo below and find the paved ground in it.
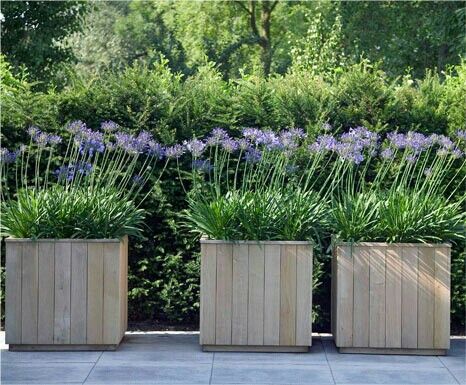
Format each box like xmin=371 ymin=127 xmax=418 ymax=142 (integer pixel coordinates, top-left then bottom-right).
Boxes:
xmin=0 ymin=332 xmax=464 ymax=385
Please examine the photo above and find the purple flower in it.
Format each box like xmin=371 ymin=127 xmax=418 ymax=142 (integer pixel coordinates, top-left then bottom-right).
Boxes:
xmin=27 ymin=126 xmax=40 ymax=138
xmin=165 ymin=144 xmax=185 ymax=159
xmin=184 ymin=139 xmax=206 ymax=157
xmin=101 ymin=121 xmax=119 ymax=132
xmin=437 ymin=135 xmax=454 ymax=150
xmin=256 ymin=130 xmax=281 ymax=149
xmin=279 ymin=129 xmax=305 ymax=149
xmin=308 ymin=134 xmax=337 ymax=153
xmin=387 ymin=132 xmax=407 ymax=149
xmin=452 ymin=148 xmax=464 ymax=159
xmin=455 ymin=130 xmax=466 ymax=140
xmin=380 ymin=148 xmax=394 ymax=160
xmin=221 ymin=138 xmax=239 ymax=153
xmin=406 ymin=154 xmax=418 ymax=164
xmin=115 ymin=131 xmax=151 ymax=154
xmin=322 ymin=122 xmax=332 ymax=132
xmin=192 ymin=159 xmax=213 ymax=173
xmin=66 ymin=120 xmax=87 ymax=134
xmin=132 ymin=174 xmax=144 ymax=185
xmin=207 ymin=128 xmax=229 ymax=145
xmin=55 ymin=165 xmax=75 ymax=182
xmin=437 ymin=148 xmax=449 ymax=157
xmin=77 ymin=129 xmax=105 ymax=155
xmin=388 ymin=131 xmax=431 ymax=153
xmin=244 ymin=148 xmax=262 ymax=163
xmin=48 ymin=134 xmax=62 ymax=145
xmin=147 ymin=141 xmax=165 ymax=159
xmin=0 ymin=148 xmax=19 ymax=164
xmin=341 ymin=127 xmax=379 ymax=149
xmin=237 ymin=138 xmax=251 ymax=151
xmin=242 ymin=127 xmax=263 ymax=141
xmin=336 ymin=142 xmax=365 ymax=164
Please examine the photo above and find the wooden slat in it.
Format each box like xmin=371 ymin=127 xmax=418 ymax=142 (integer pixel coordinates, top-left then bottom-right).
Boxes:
xmin=331 ymin=247 xmax=337 ymax=338
xmin=120 ymin=237 xmax=128 ymax=339
xmin=232 ymin=244 xmax=248 ymax=345
xmin=402 ymin=246 xmax=418 ymax=348
xmin=264 ymin=244 xmax=281 ymax=346
xmin=279 ymin=245 xmax=297 ymax=346
xmin=103 ymin=242 xmax=121 ymax=344
xmin=87 ymin=243 xmax=104 ymax=344
xmin=418 ymin=247 xmax=435 ymax=349
xmin=5 ymin=242 xmax=22 ymax=344
xmin=352 ymin=246 xmax=369 ymax=347
xmin=21 ymin=242 xmax=38 ymax=344
xmin=247 ymin=244 xmax=265 ymax=345
xmin=335 ymin=245 xmax=353 ymax=347
xmin=38 ymin=242 xmax=55 ymax=344
xmin=385 ymin=246 xmax=402 ymax=348
xmin=70 ymin=243 xmax=88 ymax=344
xmin=369 ymin=246 xmax=386 ymax=348
xmin=54 ymin=242 xmax=71 ymax=344
xmin=434 ymin=247 xmax=450 ymax=349
xmin=216 ymin=243 xmax=233 ymax=344
xmin=200 ymin=243 xmax=216 ymax=345
xmin=296 ymin=245 xmax=312 ymax=346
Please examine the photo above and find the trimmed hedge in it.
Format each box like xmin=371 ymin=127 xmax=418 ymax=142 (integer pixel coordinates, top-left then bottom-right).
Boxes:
xmin=1 ymin=58 xmax=465 ymax=330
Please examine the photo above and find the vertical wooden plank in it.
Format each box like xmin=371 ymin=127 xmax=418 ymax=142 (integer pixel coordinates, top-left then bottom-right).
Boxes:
xmin=434 ymin=247 xmax=450 ymax=349
xmin=103 ymin=242 xmax=121 ymax=344
xmin=418 ymin=246 xmax=435 ymax=349
xmin=279 ymin=245 xmax=297 ymax=346
xmin=402 ymin=246 xmax=418 ymax=348
xmin=120 ymin=237 xmax=128 ymax=339
xmin=335 ymin=245 xmax=353 ymax=347
xmin=216 ymin=243 xmax=233 ymax=345
xmin=352 ymin=246 xmax=370 ymax=347
xmin=21 ymin=242 xmax=38 ymax=344
xmin=87 ymin=243 xmax=104 ymax=344
xmin=248 ymin=244 xmax=265 ymax=345
xmin=385 ymin=246 xmax=402 ymax=348
xmin=296 ymin=245 xmax=312 ymax=346
xmin=54 ymin=242 xmax=71 ymax=344
xmin=200 ymin=243 xmax=217 ymax=345
xmin=331 ymin=247 xmax=337 ymax=338
xmin=71 ymin=242 xmax=88 ymax=344
xmin=369 ymin=246 xmax=386 ymax=348
xmin=5 ymin=242 xmax=22 ymax=344
xmin=232 ymin=244 xmax=248 ymax=345
xmin=124 ymin=237 xmax=128 ymax=331
xmin=38 ymin=242 xmax=55 ymax=344
xmin=264 ymin=244 xmax=281 ymax=346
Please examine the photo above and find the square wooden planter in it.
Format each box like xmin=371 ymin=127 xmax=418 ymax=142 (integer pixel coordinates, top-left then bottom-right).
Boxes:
xmin=5 ymin=236 xmax=128 ymax=351
xmin=331 ymin=242 xmax=450 ymax=355
xmin=200 ymin=240 xmax=313 ymax=352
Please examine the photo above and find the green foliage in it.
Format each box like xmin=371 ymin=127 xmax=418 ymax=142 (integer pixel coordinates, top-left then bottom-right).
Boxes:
xmin=1 ymin=1 xmax=89 ymax=84
xmin=1 ymin=187 xmax=145 ymax=239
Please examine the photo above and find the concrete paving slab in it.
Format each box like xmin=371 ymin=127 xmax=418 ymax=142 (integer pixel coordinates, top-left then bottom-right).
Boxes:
xmin=0 ymin=350 xmax=101 ymax=363
xmin=331 ymin=367 xmax=458 ymax=384
xmin=84 ymin=363 xmax=212 ymax=384
xmin=1 ymin=362 xmax=94 ymax=384
xmin=211 ymin=363 xmax=335 ymax=384
xmin=448 ymin=368 xmax=464 ymax=384
xmin=98 ymin=350 xmax=213 ymax=364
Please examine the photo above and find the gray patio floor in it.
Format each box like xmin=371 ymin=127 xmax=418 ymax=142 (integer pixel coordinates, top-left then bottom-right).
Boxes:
xmin=0 ymin=332 xmax=464 ymax=385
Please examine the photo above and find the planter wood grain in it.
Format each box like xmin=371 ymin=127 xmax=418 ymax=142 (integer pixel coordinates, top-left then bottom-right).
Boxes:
xmin=5 ymin=236 xmax=128 ymax=351
xmin=331 ymin=242 xmax=450 ymax=355
xmin=200 ymin=240 xmax=313 ymax=352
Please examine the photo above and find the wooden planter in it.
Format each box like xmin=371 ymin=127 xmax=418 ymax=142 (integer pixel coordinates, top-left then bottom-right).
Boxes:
xmin=5 ymin=237 xmax=128 ymax=351
xmin=200 ymin=240 xmax=313 ymax=352
xmin=331 ymin=242 xmax=450 ymax=355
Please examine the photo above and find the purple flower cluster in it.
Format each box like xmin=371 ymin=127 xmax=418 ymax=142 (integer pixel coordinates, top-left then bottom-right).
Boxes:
xmin=456 ymin=130 xmax=466 ymax=141
xmin=132 ymin=174 xmax=144 ymax=186
xmin=101 ymin=121 xmax=119 ymax=132
xmin=192 ymin=159 xmax=213 ymax=173
xmin=27 ymin=126 xmax=62 ymax=147
xmin=115 ymin=131 xmax=156 ymax=155
xmin=0 ymin=148 xmax=19 ymax=164
xmin=244 ymin=148 xmax=262 ymax=163
xmin=184 ymin=139 xmax=206 ymax=157
xmin=77 ymin=129 xmax=105 ymax=156
xmin=165 ymin=144 xmax=185 ymax=159
xmin=55 ymin=162 xmax=92 ymax=182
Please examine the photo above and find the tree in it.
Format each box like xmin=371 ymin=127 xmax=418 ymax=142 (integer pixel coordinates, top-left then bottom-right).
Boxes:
xmin=1 ymin=1 xmax=89 ymax=83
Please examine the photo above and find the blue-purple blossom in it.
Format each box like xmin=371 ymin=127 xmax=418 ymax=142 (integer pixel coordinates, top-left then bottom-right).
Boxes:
xmin=455 ymin=130 xmax=466 ymax=141
xmin=66 ymin=120 xmax=87 ymax=134
xmin=115 ymin=131 xmax=152 ymax=154
xmin=132 ymin=174 xmax=144 ymax=185
xmin=387 ymin=131 xmax=431 ymax=153
xmin=48 ymin=134 xmax=62 ymax=145
xmin=242 ymin=127 xmax=263 ymax=141
xmin=237 ymin=138 xmax=251 ymax=151
xmin=341 ymin=127 xmax=379 ymax=149
xmin=165 ymin=144 xmax=185 ymax=159
xmin=380 ymin=148 xmax=394 ymax=160
xmin=184 ymin=139 xmax=206 ymax=157
xmin=255 ymin=130 xmax=281 ymax=149
xmin=207 ymin=128 xmax=229 ymax=145
xmin=101 ymin=121 xmax=119 ymax=132
xmin=308 ymin=134 xmax=338 ymax=153
xmin=322 ymin=122 xmax=332 ymax=132
xmin=192 ymin=159 xmax=213 ymax=173
xmin=77 ymin=129 xmax=105 ymax=156
xmin=221 ymin=138 xmax=239 ymax=153
xmin=54 ymin=162 xmax=92 ymax=182
xmin=437 ymin=135 xmax=454 ymax=150
xmin=406 ymin=154 xmax=418 ymax=164
xmin=335 ymin=141 xmax=364 ymax=164
xmin=0 ymin=148 xmax=19 ymax=164
xmin=147 ymin=141 xmax=165 ymax=159
xmin=244 ymin=148 xmax=262 ymax=163
xmin=27 ymin=127 xmax=61 ymax=147
xmin=279 ymin=129 xmax=305 ymax=149
xmin=451 ymin=148 xmax=463 ymax=159
xmin=27 ymin=126 xmax=40 ymax=138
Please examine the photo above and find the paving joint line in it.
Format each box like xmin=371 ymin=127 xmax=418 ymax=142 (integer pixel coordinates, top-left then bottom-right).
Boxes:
xmin=209 ymin=352 xmax=215 ymax=385
xmin=439 ymin=357 xmax=461 ymax=385
xmin=82 ymin=350 xmax=104 ymax=384
xmin=321 ymin=337 xmax=337 ymax=385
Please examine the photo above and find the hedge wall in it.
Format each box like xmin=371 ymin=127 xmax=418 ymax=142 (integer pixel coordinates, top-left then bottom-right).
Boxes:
xmin=1 ymin=58 xmax=465 ymax=330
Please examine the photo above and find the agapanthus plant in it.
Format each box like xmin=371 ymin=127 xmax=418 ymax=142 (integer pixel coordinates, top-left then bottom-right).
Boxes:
xmin=1 ymin=121 xmax=168 ymax=239
xmin=331 ymin=129 xmax=466 ymax=243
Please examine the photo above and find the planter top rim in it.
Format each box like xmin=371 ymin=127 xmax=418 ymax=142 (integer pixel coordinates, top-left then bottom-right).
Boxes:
xmin=201 ymin=239 xmax=313 ymax=245
xmin=5 ymin=237 xmax=122 ymax=243
xmin=334 ymin=241 xmax=451 ymax=248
